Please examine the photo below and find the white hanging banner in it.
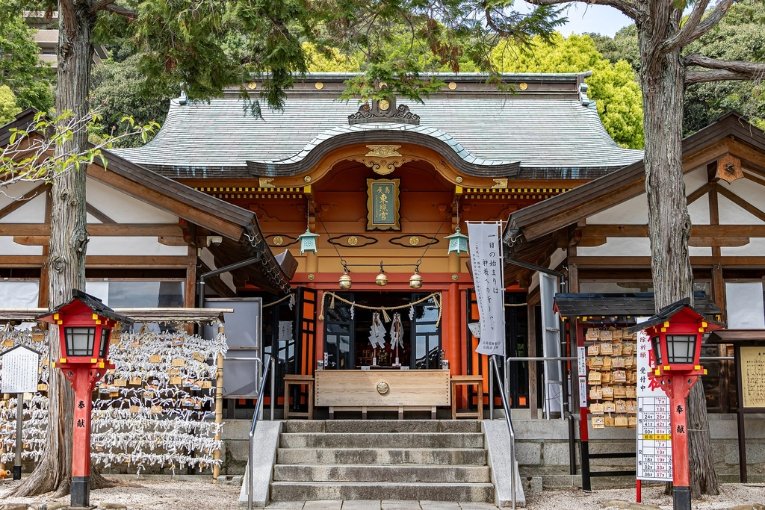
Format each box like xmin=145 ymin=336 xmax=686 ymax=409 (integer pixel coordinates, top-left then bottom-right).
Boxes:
xmin=467 ymin=222 xmax=505 ymax=356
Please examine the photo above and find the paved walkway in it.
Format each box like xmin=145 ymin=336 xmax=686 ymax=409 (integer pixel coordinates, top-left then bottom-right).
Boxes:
xmin=265 ymin=502 xmax=499 ymax=510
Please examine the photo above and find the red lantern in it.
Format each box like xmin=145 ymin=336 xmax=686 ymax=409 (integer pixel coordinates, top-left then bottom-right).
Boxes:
xmin=38 ymin=289 xmax=130 ymax=508
xmin=635 ymin=300 xmax=721 ymax=510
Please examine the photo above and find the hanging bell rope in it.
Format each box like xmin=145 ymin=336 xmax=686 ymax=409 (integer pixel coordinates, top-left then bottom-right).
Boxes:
xmin=319 ymin=291 xmax=441 ymax=322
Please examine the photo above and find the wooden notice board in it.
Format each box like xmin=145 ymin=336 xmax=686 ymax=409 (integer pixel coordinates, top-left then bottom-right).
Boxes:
xmin=740 ymin=346 xmax=765 ymax=409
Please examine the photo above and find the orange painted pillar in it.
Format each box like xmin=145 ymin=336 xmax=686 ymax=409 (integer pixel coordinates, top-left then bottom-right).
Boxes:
xmin=447 ymin=283 xmax=462 ymax=377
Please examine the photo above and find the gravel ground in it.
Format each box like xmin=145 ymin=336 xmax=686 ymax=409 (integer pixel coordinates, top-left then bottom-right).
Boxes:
xmin=0 ymin=478 xmax=763 ymax=509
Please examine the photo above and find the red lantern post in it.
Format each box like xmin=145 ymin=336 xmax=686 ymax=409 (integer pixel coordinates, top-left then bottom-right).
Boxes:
xmin=38 ymin=290 xmax=130 ymax=508
xmin=636 ymin=300 xmax=721 ymax=510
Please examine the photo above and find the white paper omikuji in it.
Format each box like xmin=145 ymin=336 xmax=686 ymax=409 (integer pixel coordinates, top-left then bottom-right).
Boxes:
xmin=0 ymin=322 xmax=228 ymax=472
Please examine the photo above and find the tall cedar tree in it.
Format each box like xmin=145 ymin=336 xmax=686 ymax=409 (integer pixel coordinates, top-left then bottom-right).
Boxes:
xmin=527 ymin=0 xmax=765 ymax=497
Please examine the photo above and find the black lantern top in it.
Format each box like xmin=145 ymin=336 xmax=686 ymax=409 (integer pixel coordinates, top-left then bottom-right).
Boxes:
xmin=38 ymin=289 xmax=132 ymax=362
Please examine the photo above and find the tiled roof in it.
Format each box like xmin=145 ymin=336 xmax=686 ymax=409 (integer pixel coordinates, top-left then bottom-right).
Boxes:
xmin=114 ymin=76 xmax=643 ymax=178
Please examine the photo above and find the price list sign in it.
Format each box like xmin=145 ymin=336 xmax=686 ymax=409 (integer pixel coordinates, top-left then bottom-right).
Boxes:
xmin=636 ymin=328 xmax=672 ymax=481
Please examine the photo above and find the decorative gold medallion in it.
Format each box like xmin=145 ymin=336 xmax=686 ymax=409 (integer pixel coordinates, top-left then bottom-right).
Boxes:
xmin=448 ymin=81 xmax=457 ymax=90
xmin=366 ymin=145 xmax=401 ymax=158
xmin=247 ymin=82 xmax=258 ymax=90
xmin=408 ymin=236 xmax=420 ymax=246
xmin=273 ymin=236 xmax=284 ymax=246
xmin=376 ymin=381 xmax=390 ymax=395
xmin=304 ymin=175 xmax=312 ymax=183
xmin=519 ymin=82 xmax=528 ymax=91
xmin=314 ymin=82 xmax=324 ymax=90
xmin=378 ymin=99 xmax=390 ymax=111
xmin=455 ymin=176 xmax=463 ymax=184
xmin=348 ymin=236 xmax=359 ymax=246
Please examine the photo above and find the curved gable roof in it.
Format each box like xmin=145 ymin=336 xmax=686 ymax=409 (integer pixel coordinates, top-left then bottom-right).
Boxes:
xmin=113 ymin=73 xmax=643 ymax=179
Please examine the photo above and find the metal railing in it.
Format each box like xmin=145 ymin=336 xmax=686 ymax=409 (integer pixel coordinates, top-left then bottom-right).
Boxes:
xmin=247 ymin=354 xmax=272 ymax=510
xmin=491 ymin=355 xmax=517 ymax=510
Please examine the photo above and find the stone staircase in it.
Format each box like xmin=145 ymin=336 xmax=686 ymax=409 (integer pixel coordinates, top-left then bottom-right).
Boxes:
xmin=270 ymin=420 xmax=495 ymax=502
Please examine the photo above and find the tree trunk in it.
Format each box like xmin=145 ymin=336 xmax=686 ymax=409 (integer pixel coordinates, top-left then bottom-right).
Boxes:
xmin=13 ymin=0 xmax=95 ymax=497
xmin=639 ymin=28 xmax=719 ymax=497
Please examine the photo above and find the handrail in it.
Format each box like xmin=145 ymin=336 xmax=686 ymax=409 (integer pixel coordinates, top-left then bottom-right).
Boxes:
xmin=491 ymin=354 xmax=517 ymax=510
xmin=247 ymin=354 xmax=272 ymax=510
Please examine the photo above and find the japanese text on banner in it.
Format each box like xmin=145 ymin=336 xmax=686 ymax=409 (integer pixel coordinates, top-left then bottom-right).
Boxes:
xmin=467 ymin=222 xmax=505 ymax=356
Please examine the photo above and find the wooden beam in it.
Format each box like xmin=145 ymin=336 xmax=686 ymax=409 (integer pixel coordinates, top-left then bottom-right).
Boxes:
xmin=0 ymin=223 xmax=183 ymax=236
xmin=572 ymin=255 xmax=765 ymax=268
xmin=0 ymin=184 xmax=48 ymax=220
xmin=185 ymin=245 xmax=197 ymax=308
xmin=688 ymin=237 xmax=750 ymax=247
xmin=743 ymin=170 xmax=765 ymax=189
xmin=85 ymin=255 xmax=190 ymax=267
xmin=580 ymin=224 xmax=765 ymax=239
xmin=686 ymin=182 xmax=712 ymax=205
xmin=88 ymin=166 xmax=244 ymax=240
xmin=12 ymin=236 xmax=48 ymax=246
xmin=0 ymin=256 xmax=45 ymax=266
xmin=86 ymin=202 xmax=116 ymax=223
xmin=716 ymin=186 xmax=765 ymax=223
xmin=158 ymin=236 xmax=188 ymax=246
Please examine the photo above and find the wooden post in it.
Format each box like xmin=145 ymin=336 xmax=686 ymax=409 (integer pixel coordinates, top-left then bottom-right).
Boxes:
xmin=212 ymin=323 xmax=225 ymax=481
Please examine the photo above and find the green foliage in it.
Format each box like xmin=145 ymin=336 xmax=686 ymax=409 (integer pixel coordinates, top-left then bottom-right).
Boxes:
xmin=491 ymin=33 xmax=644 ymax=148
xmin=589 ymin=25 xmax=640 ymax=72
xmin=90 ymin=55 xmax=173 ymax=147
xmin=683 ymin=0 xmax=765 ymax=134
xmin=0 ymin=85 xmax=20 ymax=125
xmin=0 ymin=8 xmax=54 ymax=112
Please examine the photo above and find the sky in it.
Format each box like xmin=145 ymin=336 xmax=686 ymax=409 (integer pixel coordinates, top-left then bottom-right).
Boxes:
xmin=553 ymin=3 xmax=633 ymax=37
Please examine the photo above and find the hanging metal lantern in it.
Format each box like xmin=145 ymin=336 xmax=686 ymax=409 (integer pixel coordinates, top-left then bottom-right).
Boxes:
xmin=297 ymin=228 xmax=319 ymax=254
xmin=445 ymin=227 xmax=469 ymax=255
xmin=339 ymin=267 xmax=352 ymax=290
xmin=375 ymin=263 xmax=388 ymax=286
xmin=409 ymin=266 xmax=423 ymax=289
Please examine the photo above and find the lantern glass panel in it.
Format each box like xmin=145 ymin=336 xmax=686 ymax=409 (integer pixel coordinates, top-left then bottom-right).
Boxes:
xmin=651 ymin=336 xmax=662 ymax=365
xmin=65 ymin=327 xmax=95 ymax=356
xmin=99 ymin=328 xmax=110 ymax=358
xmin=666 ymin=334 xmax=696 ymax=364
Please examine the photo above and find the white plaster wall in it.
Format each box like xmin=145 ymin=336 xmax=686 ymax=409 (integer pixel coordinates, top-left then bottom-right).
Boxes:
xmin=687 ymin=195 xmax=710 ymax=225
xmin=87 ymin=236 xmax=187 ymax=256
xmin=0 ymin=181 xmax=40 ymax=209
xmin=576 ymin=237 xmax=650 ymax=257
xmin=684 ymin=167 xmax=708 ymax=196
xmin=689 ymin=246 xmax=713 ymax=256
xmin=0 ymin=193 xmax=46 ymax=223
xmin=720 ymin=177 xmax=765 ymax=221
xmin=0 ymin=236 xmax=43 ymax=255
xmin=721 ymin=238 xmax=765 ymax=256
xmin=718 ymin=194 xmax=764 ymax=225
xmin=586 ymin=195 xmax=648 ymax=225
xmin=86 ymin=179 xmax=178 ymax=223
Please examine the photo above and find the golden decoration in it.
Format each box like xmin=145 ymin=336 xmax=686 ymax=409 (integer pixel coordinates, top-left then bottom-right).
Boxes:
xmin=492 ymin=178 xmax=508 ymax=189
xmin=378 ymin=99 xmax=390 ymax=111
xmin=314 ymin=82 xmax=324 ymax=90
xmin=347 ymin=236 xmax=359 ymax=246
xmin=455 ymin=176 xmax=463 ymax=184
xmin=273 ymin=236 xmax=284 ymax=246
xmin=408 ymin=236 xmax=420 ymax=246
xmin=304 ymin=175 xmax=312 ymax=183
xmin=376 ymin=381 xmax=390 ymax=395
xmin=308 ymin=273 xmax=315 ymax=281
xmin=451 ymin=274 xmax=459 ymax=281
xmin=247 ymin=82 xmax=258 ymax=90
xmin=519 ymin=82 xmax=528 ymax=91
xmin=366 ymin=145 xmax=402 ymax=158
xmin=448 ymin=82 xmax=457 ymax=90
xmin=258 ymin=177 xmax=275 ymax=188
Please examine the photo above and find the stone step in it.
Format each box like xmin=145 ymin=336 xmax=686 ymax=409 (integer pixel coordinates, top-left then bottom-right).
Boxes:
xmin=283 ymin=420 xmax=482 ymax=434
xmin=269 ymin=481 xmax=495 ymax=502
xmin=273 ymin=464 xmax=492 ymax=483
xmin=276 ymin=448 xmax=487 ymax=465
xmin=280 ymin=432 xmax=484 ymax=449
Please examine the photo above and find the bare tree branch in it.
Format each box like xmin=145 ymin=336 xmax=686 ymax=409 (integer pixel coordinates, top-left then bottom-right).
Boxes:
xmin=686 ymin=69 xmax=753 ymax=85
xmin=663 ymin=0 xmax=734 ymax=52
xmin=524 ymin=0 xmax=640 ymax=21
xmin=90 ymin=0 xmax=137 ymax=20
xmin=684 ymin=53 xmax=765 ymax=85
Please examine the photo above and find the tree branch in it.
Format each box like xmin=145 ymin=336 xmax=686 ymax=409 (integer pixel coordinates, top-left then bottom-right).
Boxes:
xmin=524 ymin=0 xmax=639 ymax=21
xmin=685 ymin=53 xmax=765 ymax=83
xmin=90 ymin=0 xmax=137 ymax=20
xmin=663 ymin=0 xmax=734 ymax=52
